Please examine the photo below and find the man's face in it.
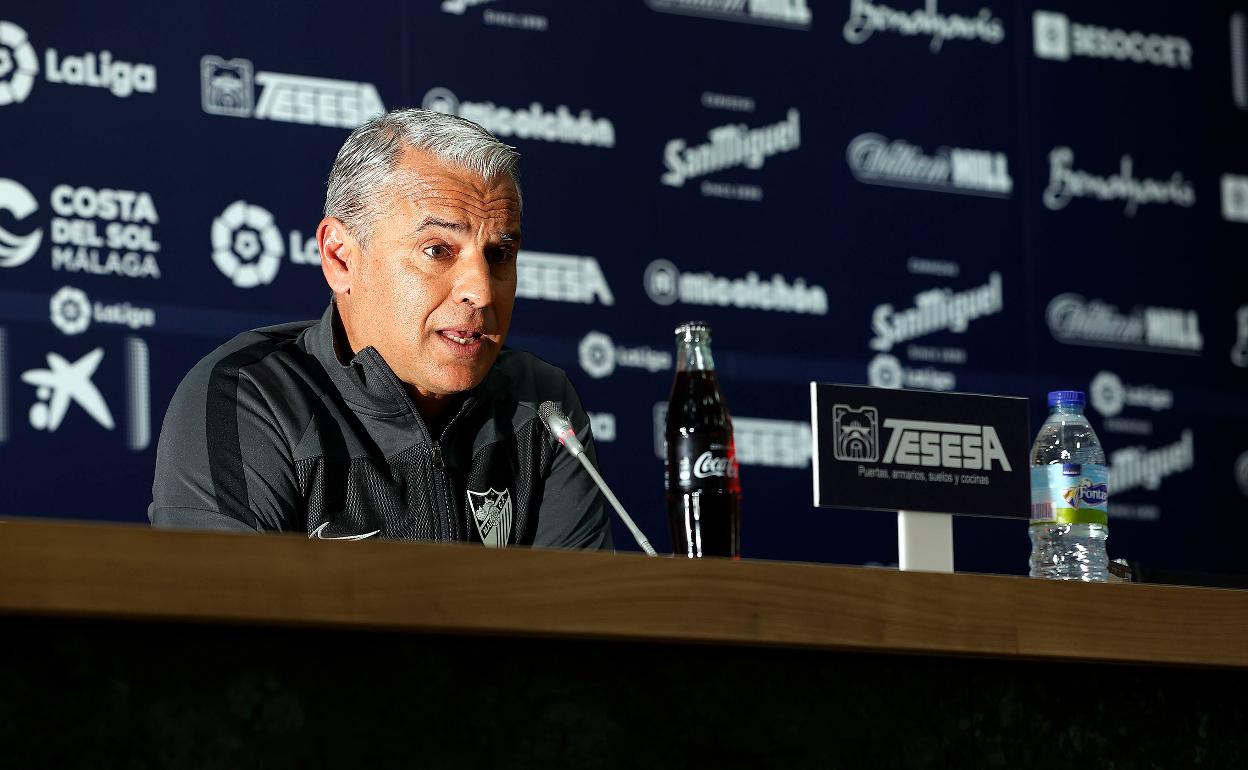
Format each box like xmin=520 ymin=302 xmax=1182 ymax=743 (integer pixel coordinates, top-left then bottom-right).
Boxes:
xmin=333 ymin=149 xmax=520 ymax=403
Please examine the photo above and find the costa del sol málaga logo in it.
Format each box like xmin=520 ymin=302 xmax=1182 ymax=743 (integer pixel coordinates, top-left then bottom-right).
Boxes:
xmin=211 ymin=200 xmax=284 ymax=288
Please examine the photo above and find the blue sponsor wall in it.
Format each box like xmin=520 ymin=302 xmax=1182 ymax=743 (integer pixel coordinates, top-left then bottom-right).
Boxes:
xmin=1 ymin=1 xmax=1245 ymax=577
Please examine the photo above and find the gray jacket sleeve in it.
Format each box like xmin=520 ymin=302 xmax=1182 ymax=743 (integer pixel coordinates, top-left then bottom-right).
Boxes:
xmin=531 ymin=378 xmax=614 ymax=551
xmin=149 ymin=353 xmax=299 ymax=533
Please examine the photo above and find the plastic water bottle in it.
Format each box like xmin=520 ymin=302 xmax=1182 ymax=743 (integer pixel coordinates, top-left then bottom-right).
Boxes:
xmin=1028 ymin=390 xmax=1110 ymax=581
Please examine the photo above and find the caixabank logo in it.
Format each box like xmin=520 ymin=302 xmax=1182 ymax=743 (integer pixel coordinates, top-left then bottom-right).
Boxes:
xmin=0 ymin=333 xmax=151 ymax=451
xmin=0 ymin=177 xmax=163 ymax=280
xmin=0 ymin=20 xmax=157 ymax=107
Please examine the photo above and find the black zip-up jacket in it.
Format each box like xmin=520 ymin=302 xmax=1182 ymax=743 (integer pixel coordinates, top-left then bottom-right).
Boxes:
xmin=149 ymin=302 xmax=612 ymax=549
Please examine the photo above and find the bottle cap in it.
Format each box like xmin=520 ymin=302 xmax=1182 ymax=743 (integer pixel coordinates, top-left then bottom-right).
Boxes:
xmin=1047 ymin=390 xmax=1085 ymax=408
xmin=674 ymin=321 xmax=711 ymax=343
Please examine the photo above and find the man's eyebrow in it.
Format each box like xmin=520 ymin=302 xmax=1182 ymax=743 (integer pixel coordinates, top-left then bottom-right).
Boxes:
xmin=410 ymin=216 xmax=469 ymax=234
xmin=499 ymin=231 xmax=521 ymax=243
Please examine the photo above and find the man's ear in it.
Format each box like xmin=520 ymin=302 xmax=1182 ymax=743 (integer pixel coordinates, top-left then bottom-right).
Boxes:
xmin=318 ymin=217 xmax=356 ymax=294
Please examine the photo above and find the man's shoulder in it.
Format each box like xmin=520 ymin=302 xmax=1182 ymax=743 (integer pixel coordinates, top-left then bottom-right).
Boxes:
xmin=175 ymin=319 xmax=321 ymax=401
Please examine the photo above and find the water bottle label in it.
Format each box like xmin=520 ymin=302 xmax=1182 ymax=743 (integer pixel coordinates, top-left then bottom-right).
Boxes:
xmin=1029 ymin=463 xmax=1109 ymax=526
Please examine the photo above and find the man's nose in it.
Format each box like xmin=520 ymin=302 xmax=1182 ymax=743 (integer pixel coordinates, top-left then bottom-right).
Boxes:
xmin=453 ymin=251 xmax=494 ymax=309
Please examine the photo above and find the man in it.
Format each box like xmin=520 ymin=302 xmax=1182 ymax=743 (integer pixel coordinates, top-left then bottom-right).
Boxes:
xmin=149 ymin=108 xmax=612 ymax=549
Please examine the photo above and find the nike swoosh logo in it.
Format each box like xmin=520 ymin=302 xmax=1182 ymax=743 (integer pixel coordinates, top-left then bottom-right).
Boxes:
xmin=310 ymin=522 xmax=381 ymax=541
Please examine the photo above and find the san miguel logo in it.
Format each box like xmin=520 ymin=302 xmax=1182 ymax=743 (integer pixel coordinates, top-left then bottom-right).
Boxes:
xmin=467 ymin=487 xmax=513 ymax=548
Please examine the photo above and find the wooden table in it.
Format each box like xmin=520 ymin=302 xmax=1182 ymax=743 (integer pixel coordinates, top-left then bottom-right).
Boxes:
xmin=1 ymin=518 xmax=1245 ymax=768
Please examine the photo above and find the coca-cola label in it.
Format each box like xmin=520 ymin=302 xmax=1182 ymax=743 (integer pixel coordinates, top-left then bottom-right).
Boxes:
xmin=693 ymin=450 xmax=731 ymax=478
xmin=670 ymin=437 xmax=740 ymax=492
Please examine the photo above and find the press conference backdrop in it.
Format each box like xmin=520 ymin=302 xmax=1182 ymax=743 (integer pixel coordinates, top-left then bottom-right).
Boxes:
xmin=1 ymin=1 xmax=1246 ymax=577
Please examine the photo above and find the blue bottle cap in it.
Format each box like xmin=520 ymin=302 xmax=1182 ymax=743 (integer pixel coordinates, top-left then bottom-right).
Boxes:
xmin=1048 ymin=390 xmax=1085 ymax=408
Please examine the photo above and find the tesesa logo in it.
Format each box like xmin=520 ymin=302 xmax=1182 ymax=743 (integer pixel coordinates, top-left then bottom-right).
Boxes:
xmin=832 ymin=405 xmax=879 ymax=462
xmin=832 ymin=402 xmax=1011 ymax=471
xmin=201 ymin=55 xmax=384 ymax=129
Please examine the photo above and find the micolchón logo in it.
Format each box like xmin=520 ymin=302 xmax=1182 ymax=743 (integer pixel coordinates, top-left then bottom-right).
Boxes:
xmin=423 ymin=86 xmax=615 ymax=147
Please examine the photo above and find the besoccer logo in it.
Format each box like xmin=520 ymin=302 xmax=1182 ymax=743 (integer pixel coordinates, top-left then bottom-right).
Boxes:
xmin=832 ymin=404 xmax=879 ymax=462
xmin=211 ymin=201 xmax=284 ymax=288
xmin=49 ymin=286 xmax=91 ymax=335
xmin=1032 ymin=11 xmax=1070 ymax=61
xmin=0 ymin=177 xmax=42 ymax=267
xmin=0 ymin=21 xmax=37 ymax=107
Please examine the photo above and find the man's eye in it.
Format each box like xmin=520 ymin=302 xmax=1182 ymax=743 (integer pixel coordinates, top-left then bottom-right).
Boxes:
xmin=486 ymin=248 xmax=516 ymax=265
xmin=422 ymin=244 xmax=452 ymax=259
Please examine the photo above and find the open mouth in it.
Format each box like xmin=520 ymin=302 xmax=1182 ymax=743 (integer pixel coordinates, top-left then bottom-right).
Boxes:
xmin=439 ymin=330 xmax=484 ymax=345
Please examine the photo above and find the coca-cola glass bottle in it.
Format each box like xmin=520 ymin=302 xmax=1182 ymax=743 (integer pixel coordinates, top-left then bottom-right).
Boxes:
xmin=665 ymin=322 xmax=741 ymax=558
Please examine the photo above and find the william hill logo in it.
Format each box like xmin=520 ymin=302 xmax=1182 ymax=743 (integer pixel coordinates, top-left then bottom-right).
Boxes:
xmin=831 ymin=403 xmax=1011 ymax=471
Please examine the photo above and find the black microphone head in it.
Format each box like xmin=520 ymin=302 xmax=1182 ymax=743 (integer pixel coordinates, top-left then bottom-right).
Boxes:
xmin=538 ymin=400 xmax=582 ymax=455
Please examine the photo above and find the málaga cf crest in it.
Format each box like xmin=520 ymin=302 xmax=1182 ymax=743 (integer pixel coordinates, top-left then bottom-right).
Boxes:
xmin=467 ymin=487 xmax=513 ymax=548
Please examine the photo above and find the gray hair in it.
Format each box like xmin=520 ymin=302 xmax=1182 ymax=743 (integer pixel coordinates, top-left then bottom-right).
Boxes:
xmin=324 ymin=108 xmax=521 ymax=248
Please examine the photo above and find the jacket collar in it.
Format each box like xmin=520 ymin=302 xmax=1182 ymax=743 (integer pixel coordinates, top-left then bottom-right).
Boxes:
xmin=307 ymin=300 xmax=509 ymax=418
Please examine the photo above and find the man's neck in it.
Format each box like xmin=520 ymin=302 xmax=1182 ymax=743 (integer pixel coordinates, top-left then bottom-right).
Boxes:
xmin=411 ymin=388 xmax=465 ymax=440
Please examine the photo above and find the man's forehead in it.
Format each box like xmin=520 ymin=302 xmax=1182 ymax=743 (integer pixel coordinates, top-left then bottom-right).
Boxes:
xmin=391 ymin=149 xmax=518 ymax=205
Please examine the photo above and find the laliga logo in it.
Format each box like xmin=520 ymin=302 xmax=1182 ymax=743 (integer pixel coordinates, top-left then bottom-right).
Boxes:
xmin=577 ymin=330 xmax=670 ymax=379
xmin=0 ymin=20 xmax=156 ymax=105
xmin=0 ymin=21 xmax=37 ymax=106
xmin=578 ymin=331 xmax=616 ymax=379
xmin=0 ymin=177 xmax=42 ymax=267
xmin=49 ymin=286 xmax=91 ymax=335
xmin=211 ymin=201 xmax=284 ymax=288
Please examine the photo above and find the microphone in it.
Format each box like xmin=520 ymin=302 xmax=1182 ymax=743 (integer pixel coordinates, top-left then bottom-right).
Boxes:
xmin=538 ymin=401 xmax=657 ymax=556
